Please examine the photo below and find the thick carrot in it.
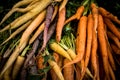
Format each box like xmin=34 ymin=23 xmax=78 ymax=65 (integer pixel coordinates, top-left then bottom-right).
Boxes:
xmin=12 ymin=56 xmax=25 ymax=80
xmin=0 ymin=40 xmax=28 ymax=78
xmin=0 ymin=0 xmax=51 ymax=33
xmin=19 ymin=10 xmax=46 ymax=47
xmin=49 ymin=42 xmax=71 ymax=60
xmin=63 ymin=16 xmax=87 ymax=67
xmin=56 ymin=7 xmax=66 ymax=42
xmin=81 ymin=14 xmax=93 ymax=80
xmin=104 ymin=18 xmax=120 ymax=40
xmin=0 ymin=20 xmax=32 ymax=46
xmin=64 ymin=6 xmax=84 ymax=25
xmin=97 ymin=14 xmax=109 ymax=80
xmin=107 ymin=31 xmax=120 ymax=48
xmin=63 ymin=59 xmax=74 ymax=80
xmin=98 ymin=7 xmax=120 ymax=25
xmin=111 ymin=43 xmax=120 ymax=55
xmin=48 ymin=59 xmax=65 ymax=80
xmin=36 ymin=55 xmax=45 ymax=69
xmin=29 ymin=5 xmax=58 ymax=44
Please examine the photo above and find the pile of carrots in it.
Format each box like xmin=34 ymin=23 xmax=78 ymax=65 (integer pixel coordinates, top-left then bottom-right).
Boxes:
xmin=0 ymin=0 xmax=120 ymax=80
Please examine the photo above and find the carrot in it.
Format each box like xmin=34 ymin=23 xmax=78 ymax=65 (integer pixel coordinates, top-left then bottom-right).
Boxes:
xmin=41 ymin=4 xmax=54 ymax=52
xmin=19 ymin=10 xmax=46 ymax=47
xmin=81 ymin=14 xmax=93 ymax=80
xmin=56 ymin=7 xmax=66 ymax=42
xmin=0 ymin=0 xmax=51 ymax=33
xmin=64 ymin=6 xmax=84 ymax=25
xmin=0 ymin=2 xmax=39 ymax=25
xmin=104 ymin=18 xmax=120 ymax=40
xmin=107 ymin=31 xmax=120 ymax=48
xmin=63 ymin=16 xmax=87 ymax=67
xmin=108 ymin=62 xmax=116 ymax=80
xmin=98 ymin=14 xmax=109 ymax=80
xmin=0 ymin=39 xmax=28 ymax=78
xmin=48 ymin=59 xmax=65 ymax=80
xmin=29 ymin=5 xmax=58 ymax=44
xmin=63 ymin=59 xmax=74 ymax=80
xmin=12 ymin=45 xmax=29 ymax=80
xmin=12 ymin=0 xmax=33 ymax=9
xmin=0 ymin=20 xmax=32 ymax=46
xmin=49 ymin=42 xmax=71 ymax=60
xmin=59 ymin=0 xmax=68 ymax=11
xmin=2 ymin=65 xmax=12 ymax=80
xmin=98 ymin=7 xmax=120 ymax=25
xmin=111 ymin=43 xmax=120 ymax=55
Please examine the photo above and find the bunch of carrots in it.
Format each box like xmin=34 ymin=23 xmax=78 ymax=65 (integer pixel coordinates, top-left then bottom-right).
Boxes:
xmin=0 ymin=0 xmax=120 ymax=80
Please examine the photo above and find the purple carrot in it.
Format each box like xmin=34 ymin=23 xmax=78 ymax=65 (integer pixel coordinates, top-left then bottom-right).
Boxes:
xmin=40 ymin=4 xmax=54 ymax=52
xmin=38 ymin=20 xmax=57 ymax=55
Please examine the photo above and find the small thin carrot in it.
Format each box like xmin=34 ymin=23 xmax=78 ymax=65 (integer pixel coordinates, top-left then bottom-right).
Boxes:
xmin=98 ymin=14 xmax=109 ymax=80
xmin=98 ymin=7 xmax=120 ymax=25
xmin=56 ymin=7 xmax=66 ymax=42
xmin=63 ymin=59 xmax=74 ymax=80
xmin=104 ymin=18 xmax=120 ymax=40
xmin=111 ymin=43 xmax=120 ymax=55
xmin=107 ymin=31 xmax=120 ymax=48
xmin=63 ymin=16 xmax=87 ymax=67
xmin=64 ymin=6 xmax=84 ymax=25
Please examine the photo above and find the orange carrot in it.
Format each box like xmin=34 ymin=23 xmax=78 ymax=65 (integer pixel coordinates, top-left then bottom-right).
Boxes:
xmin=63 ymin=59 xmax=74 ymax=80
xmin=98 ymin=14 xmax=109 ymax=80
xmin=107 ymin=31 xmax=120 ymax=48
xmin=81 ymin=14 xmax=93 ymax=80
xmin=64 ymin=6 xmax=84 ymax=25
xmin=98 ymin=7 xmax=120 ymax=25
xmin=104 ymin=18 xmax=120 ymax=40
xmin=111 ymin=43 xmax=120 ymax=55
xmin=63 ymin=16 xmax=87 ymax=67
xmin=56 ymin=7 xmax=66 ymax=42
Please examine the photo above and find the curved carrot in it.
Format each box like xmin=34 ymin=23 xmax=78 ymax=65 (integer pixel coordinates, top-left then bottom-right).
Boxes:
xmin=56 ymin=7 xmax=66 ymax=42
xmin=64 ymin=6 xmax=84 ymax=25
xmin=98 ymin=14 xmax=109 ymax=80
xmin=63 ymin=16 xmax=87 ymax=67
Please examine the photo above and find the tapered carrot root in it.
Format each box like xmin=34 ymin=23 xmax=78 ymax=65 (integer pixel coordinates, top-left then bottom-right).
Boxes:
xmin=98 ymin=14 xmax=109 ymax=80
xmin=98 ymin=7 xmax=120 ymax=25
xmin=111 ymin=43 xmax=120 ymax=55
xmin=104 ymin=18 xmax=120 ymax=40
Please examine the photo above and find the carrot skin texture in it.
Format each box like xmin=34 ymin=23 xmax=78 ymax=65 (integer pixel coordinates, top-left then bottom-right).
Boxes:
xmin=98 ymin=14 xmax=109 ymax=80
xmin=63 ymin=16 xmax=87 ymax=67
xmin=104 ymin=18 xmax=120 ymax=40
xmin=56 ymin=7 xmax=66 ymax=42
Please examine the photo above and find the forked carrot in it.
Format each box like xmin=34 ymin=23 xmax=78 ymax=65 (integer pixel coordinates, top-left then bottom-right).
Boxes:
xmin=56 ymin=7 xmax=66 ymax=42
xmin=104 ymin=18 xmax=120 ymax=40
xmin=98 ymin=14 xmax=109 ymax=80
xmin=98 ymin=7 xmax=120 ymax=25
xmin=64 ymin=6 xmax=84 ymax=25
xmin=63 ymin=16 xmax=87 ymax=68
